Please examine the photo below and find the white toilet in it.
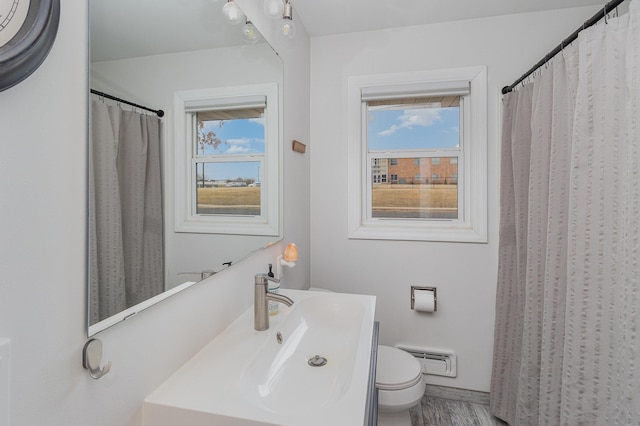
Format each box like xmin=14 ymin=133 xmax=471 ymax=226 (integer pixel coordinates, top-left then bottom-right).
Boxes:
xmin=308 ymin=288 xmax=424 ymax=425
xmin=376 ymin=345 xmax=425 ymax=426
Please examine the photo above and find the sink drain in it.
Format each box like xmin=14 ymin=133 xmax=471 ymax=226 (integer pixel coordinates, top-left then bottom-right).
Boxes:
xmin=308 ymin=355 xmax=328 ymax=367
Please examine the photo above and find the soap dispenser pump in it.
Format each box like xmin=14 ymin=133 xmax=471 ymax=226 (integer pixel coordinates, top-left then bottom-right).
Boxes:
xmin=267 ymin=264 xmax=279 ymax=316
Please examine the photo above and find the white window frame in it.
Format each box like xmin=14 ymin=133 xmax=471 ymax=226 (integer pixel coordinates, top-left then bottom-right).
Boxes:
xmin=174 ymin=83 xmax=281 ymax=236
xmin=347 ymin=67 xmax=487 ymax=243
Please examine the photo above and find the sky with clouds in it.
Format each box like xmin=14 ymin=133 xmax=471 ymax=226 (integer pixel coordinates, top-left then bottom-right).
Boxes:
xmin=368 ymin=106 xmax=460 ymax=151
xmin=198 ymin=118 xmax=264 ymax=181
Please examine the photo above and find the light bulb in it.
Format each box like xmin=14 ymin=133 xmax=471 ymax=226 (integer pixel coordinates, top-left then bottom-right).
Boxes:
xmin=263 ymin=0 xmax=284 ymax=19
xmin=280 ymin=18 xmax=296 ymax=39
xmin=222 ymin=0 xmax=244 ymax=25
xmin=242 ymin=21 xmax=260 ymax=44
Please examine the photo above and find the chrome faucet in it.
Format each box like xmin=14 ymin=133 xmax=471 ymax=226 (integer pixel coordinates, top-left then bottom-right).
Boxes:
xmin=254 ymin=273 xmax=294 ymax=331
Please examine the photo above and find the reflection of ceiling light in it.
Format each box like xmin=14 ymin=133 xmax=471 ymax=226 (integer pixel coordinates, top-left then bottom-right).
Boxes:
xmin=242 ymin=20 xmax=260 ymax=44
xmin=220 ymin=0 xmax=297 ymax=41
xmin=222 ymin=0 xmax=245 ymax=25
xmin=263 ymin=0 xmax=284 ymax=19
xmin=280 ymin=0 xmax=296 ymax=39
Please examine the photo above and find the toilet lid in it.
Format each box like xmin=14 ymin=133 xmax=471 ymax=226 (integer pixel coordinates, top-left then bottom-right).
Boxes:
xmin=376 ymin=345 xmax=422 ymax=391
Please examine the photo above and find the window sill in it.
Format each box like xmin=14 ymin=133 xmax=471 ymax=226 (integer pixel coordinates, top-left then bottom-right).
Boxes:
xmin=348 ymin=220 xmax=487 ymax=243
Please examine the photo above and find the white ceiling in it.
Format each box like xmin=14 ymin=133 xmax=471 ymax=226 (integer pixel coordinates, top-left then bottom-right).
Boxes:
xmin=91 ymin=0 xmax=249 ymax=62
xmin=292 ymin=0 xmax=605 ymax=37
xmin=91 ymin=0 xmax=606 ymax=62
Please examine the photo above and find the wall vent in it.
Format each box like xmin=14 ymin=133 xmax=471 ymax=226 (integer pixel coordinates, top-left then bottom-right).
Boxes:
xmin=396 ymin=345 xmax=457 ymax=378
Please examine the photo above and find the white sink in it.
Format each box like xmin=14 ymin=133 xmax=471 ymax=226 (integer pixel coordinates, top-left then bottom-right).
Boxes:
xmin=144 ymin=289 xmax=376 ymax=426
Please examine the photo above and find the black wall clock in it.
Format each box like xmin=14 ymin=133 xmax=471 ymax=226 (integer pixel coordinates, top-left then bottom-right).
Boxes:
xmin=0 ymin=0 xmax=60 ymax=92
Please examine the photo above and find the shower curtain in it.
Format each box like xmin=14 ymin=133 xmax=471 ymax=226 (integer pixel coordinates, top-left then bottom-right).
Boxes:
xmin=89 ymin=100 xmax=164 ymax=324
xmin=491 ymin=1 xmax=640 ymax=424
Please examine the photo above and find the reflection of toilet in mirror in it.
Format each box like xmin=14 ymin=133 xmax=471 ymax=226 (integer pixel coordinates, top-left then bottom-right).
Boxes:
xmin=308 ymin=287 xmax=425 ymax=425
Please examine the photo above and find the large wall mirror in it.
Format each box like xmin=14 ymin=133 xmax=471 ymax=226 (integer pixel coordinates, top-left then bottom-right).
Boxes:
xmin=88 ymin=0 xmax=283 ymax=336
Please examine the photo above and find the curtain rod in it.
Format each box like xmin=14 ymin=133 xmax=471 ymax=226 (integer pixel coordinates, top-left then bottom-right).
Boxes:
xmin=502 ymin=0 xmax=628 ymax=95
xmin=90 ymin=89 xmax=165 ymax=117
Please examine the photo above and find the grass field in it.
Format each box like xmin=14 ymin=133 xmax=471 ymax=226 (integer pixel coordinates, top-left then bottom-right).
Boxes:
xmin=197 ymin=187 xmax=261 ymax=206
xmin=197 ymin=187 xmax=260 ymax=215
xmin=196 ymin=184 xmax=458 ymax=218
xmin=372 ymin=184 xmax=458 ymax=218
xmin=372 ymin=184 xmax=457 ymax=208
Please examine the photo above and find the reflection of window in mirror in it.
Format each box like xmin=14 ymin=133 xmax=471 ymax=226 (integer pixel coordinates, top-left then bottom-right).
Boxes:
xmin=193 ymin=109 xmax=265 ymax=216
xmin=174 ymin=83 xmax=280 ymax=236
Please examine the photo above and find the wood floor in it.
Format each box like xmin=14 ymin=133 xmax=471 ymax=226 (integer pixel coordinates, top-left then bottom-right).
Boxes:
xmin=410 ymin=385 xmax=507 ymax=426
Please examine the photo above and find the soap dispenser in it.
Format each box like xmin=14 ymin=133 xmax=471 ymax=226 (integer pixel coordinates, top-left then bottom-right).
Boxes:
xmin=267 ymin=264 xmax=280 ymax=316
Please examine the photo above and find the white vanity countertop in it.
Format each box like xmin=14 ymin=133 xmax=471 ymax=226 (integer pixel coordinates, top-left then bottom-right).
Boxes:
xmin=143 ymin=289 xmax=376 ymax=426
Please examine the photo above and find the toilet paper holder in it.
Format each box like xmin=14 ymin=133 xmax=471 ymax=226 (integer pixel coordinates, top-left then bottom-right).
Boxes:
xmin=411 ymin=286 xmax=437 ymax=311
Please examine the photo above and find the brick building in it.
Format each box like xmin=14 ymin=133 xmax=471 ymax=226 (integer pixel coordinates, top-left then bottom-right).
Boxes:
xmin=372 ymin=157 xmax=458 ymax=185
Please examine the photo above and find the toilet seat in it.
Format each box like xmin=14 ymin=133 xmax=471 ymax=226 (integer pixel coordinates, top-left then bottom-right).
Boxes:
xmin=376 ymin=345 xmax=422 ymax=390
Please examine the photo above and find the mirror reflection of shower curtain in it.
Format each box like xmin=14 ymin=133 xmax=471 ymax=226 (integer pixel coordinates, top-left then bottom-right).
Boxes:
xmin=89 ymin=100 xmax=164 ymax=324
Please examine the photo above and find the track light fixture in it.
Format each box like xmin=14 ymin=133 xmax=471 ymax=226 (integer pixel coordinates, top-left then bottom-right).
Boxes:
xmin=222 ymin=0 xmax=245 ymax=25
xmin=221 ymin=0 xmax=297 ymax=41
xmin=280 ymin=0 xmax=296 ymax=39
xmin=242 ymin=19 xmax=261 ymax=44
xmin=263 ymin=0 xmax=284 ymax=19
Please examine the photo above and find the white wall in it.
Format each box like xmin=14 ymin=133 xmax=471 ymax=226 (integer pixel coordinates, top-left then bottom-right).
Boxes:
xmin=309 ymin=6 xmax=599 ymax=392
xmin=237 ymin=0 xmax=312 ymax=290
xmin=0 ymin=1 xmax=309 ymax=425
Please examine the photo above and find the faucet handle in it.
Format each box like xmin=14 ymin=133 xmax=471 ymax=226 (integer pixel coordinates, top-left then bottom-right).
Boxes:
xmin=255 ymin=272 xmax=280 ymax=285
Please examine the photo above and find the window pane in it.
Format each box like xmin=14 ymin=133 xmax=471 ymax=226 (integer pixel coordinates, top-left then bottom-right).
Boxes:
xmin=196 ymin=110 xmax=265 ymax=156
xmin=371 ymin=157 xmax=458 ymax=219
xmin=367 ymin=100 xmax=460 ymax=151
xmin=196 ymin=162 xmax=261 ymax=215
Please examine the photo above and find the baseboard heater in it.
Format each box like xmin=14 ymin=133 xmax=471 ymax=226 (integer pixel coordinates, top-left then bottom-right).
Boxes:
xmin=396 ymin=345 xmax=457 ymax=378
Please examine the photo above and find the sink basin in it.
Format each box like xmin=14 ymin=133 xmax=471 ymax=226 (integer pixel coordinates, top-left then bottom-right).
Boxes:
xmin=144 ymin=289 xmax=376 ymax=426
xmin=241 ymin=295 xmax=366 ymax=414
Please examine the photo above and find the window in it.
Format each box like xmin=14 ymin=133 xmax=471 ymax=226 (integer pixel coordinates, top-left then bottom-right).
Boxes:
xmin=194 ymin=110 xmax=264 ymax=216
xmin=174 ymin=83 xmax=281 ymax=236
xmin=348 ymin=67 xmax=487 ymax=242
